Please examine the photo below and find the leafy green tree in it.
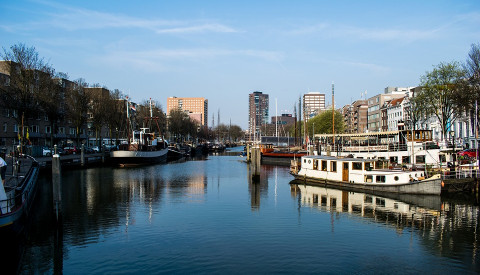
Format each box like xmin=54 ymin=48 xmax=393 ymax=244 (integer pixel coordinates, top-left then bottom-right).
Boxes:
xmin=418 ymin=62 xmax=466 ymax=141
xmin=307 ymin=110 xmax=345 ymax=135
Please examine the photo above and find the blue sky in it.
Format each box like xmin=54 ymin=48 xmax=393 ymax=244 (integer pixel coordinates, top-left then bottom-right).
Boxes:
xmin=1 ymin=0 xmax=479 ymax=129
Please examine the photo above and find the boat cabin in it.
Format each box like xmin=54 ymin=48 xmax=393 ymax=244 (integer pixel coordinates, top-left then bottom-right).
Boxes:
xmin=297 ymin=155 xmax=426 ymax=185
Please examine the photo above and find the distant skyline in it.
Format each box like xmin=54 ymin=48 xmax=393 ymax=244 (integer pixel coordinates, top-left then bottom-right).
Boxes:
xmin=1 ymin=0 xmax=479 ymax=129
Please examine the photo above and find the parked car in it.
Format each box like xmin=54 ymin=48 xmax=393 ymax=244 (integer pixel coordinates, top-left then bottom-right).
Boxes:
xmin=56 ymin=147 xmax=66 ymax=155
xmin=63 ymin=146 xmax=79 ymax=155
xmin=458 ymin=149 xmax=477 ymax=158
xmin=42 ymin=147 xmax=52 ymax=157
xmin=91 ymin=146 xmax=100 ymax=153
xmin=104 ymin=145 xmax=118 ymax=152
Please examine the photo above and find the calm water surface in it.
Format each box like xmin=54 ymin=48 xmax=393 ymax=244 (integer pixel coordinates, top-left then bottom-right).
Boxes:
xmin=8 ymin=149 xmax=480 ymax=273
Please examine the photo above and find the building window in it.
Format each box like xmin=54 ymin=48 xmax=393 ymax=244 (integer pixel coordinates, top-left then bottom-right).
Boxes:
xmin=58 ymin=127 xmax=65 ymax=134
xmin=13 ymin=124 xmax=18 ymax=133
xmin=70 ymin=128 xmax=76 ymax=135
xmin=45 ymin=126 xmax=51 ymax=134
xmin=45 ymin=115 xmax=49 ymax=121
xmin=3 ymin=123 xmax=6 ymax=133
xmin=31 ymin=125 xmax=39 ymax=133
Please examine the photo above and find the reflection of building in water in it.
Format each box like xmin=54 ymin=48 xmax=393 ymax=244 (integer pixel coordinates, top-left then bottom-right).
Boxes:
xmin=292 ymin=183 xmax=480 ymax=266
xmin=291 ymin=184 xmax=441 ymax=230
xmin=186 ymin=175 xmax=207 ymax=196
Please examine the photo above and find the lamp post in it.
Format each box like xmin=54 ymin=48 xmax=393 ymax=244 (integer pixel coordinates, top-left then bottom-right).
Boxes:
xmin=450 ymin=131 xmax=456 ymax=173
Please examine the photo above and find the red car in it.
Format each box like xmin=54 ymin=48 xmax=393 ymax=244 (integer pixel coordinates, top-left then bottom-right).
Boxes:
xmin=458 ymin=149 xmax=477 ymax=158
xmin=63 ymin=146 xmax=79 ymax=155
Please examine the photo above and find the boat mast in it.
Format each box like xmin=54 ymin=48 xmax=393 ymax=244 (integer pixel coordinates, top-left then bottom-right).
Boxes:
xmin=332 ymin=82 xmax=335 ymax=151
xmin=126 ymin=96 xmax=131 ymax=146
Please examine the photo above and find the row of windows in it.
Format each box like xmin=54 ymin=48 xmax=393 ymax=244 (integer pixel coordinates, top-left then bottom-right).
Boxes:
xmin=2 ymin=123 xmax=83 ymax=135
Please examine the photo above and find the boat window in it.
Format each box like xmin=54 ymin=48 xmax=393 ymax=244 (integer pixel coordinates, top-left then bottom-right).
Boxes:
xmin=376 ymin=175 xmax=386 ymax=183
xmin=352 ymin=162 xmax=362 ymax=170
xmin=364 ymin=162 xmax=373 ymax=171
xmin=416 ymin=155 xmax=425 ymax=164
xmin=313 ymin=160 xmax=318 ymax=170
xmin=331 ymin=161 xmax=337 ymax=172
xmin=308 ymin=160 xmax=311 ymax=164
xmin=394 ymin=176 xmax=399 ymax=181
xmin=365 ymin=175 xmax=373 ymax=183
xmin=321 ymin=160 xmax=327 ymax=171
xmin=439 ymin=154 xmax=446 ymax=163
xmin=304 ymin=159 xmax=306 ymax=163
xmin=313 ymin=194 xmax=318 ymax=204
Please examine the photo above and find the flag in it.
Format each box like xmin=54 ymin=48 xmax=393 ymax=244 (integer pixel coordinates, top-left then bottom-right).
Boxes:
xmin=130 ymin=102 xmax=137 ymax=113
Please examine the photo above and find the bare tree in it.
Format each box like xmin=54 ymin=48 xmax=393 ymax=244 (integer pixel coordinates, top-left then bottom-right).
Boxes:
xmin=0 ymin=43 xmax=55 ymax=149
xmin=66 ymin=78 xmax=90 ymax=146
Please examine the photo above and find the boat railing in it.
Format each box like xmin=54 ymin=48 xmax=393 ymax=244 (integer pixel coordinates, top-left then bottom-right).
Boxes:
xmin=323 ymin=143 xmax=408 ymax=153
xmin=441 ymin=169 xmax=479 ymax=180
xmin=0 ymin=155 xmax=37 ymax=215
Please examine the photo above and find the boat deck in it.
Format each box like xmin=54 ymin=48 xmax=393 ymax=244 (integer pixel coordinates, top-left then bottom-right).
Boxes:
xmin=3 ymin=156 xmax=36 ymax=191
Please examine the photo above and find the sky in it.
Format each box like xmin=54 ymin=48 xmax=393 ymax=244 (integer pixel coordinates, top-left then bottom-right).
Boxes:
xmin=1 ymin=0 xmax=479 ymax=129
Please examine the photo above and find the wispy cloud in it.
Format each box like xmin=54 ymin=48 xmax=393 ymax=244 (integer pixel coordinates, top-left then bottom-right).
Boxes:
xmin=155 ymin=23 xmax=237 ymax=34
xmin=288 ymin=23 xmax=441 ymax=43
xmin=3 ymin=0 xmax=238 ymax=34
xmin=97 ymin=48 xmax=284 ymax=72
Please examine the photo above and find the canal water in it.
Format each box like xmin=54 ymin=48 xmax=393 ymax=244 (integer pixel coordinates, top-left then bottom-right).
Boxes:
xmin=7 ymin=148 xmax=480 ymax=273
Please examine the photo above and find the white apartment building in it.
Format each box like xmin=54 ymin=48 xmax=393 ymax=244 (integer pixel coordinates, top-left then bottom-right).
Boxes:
xmin=303 ymin=92 xmax=325 ymax=121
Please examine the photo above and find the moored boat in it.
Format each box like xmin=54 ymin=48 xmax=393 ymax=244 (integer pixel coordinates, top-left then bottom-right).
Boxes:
xmin=111 ymin=129 xmax=168 ymax=166
xmin=290 ymin=155 xmax=441 ymax=195
xmin=110 ymin=98 xmax=168 ymax=166
xmin=0 ymin=155 xmax=40 ymax=230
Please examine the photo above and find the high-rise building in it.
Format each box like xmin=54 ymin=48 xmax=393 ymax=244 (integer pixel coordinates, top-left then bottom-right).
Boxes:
xmin=167 ymin=97 xmax=208 ymax=127
xmin=248 ymin=91 xmax=269 ymax=134
xmin=303 ymin=92 xmax=325 ymax=121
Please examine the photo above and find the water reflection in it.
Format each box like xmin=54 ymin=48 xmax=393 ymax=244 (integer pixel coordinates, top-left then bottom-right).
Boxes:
xmin=290 ymin=182 xmax=480 ymax=270
xmin=5 ymin=154 xmax=480 ymax=274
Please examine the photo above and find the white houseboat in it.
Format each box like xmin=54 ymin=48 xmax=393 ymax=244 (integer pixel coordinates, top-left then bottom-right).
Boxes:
xmin=290 ymin=155 xmax=442 ymax=195
xmin=314 ymin=130 xmax=457 ymax=169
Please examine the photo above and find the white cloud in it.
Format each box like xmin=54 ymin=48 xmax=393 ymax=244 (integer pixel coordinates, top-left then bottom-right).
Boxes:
xmin=3 ymin=1 xmax=238 ymax=34
xmin=96 ymin=47 xmax=284 ymax=72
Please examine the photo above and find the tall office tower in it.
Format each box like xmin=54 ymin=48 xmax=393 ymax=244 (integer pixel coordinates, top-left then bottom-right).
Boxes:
xmin=303 ymin=92 xmax=325 ymax=121
xmin=248 ymin=91 xmax=269 ymax=135
xmin=167 ymin=97 xmax=208 ymax=127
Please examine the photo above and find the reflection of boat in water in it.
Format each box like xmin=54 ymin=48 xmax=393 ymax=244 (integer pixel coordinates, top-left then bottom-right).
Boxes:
xmin=290 ymin=155 xmax=442 ymax=195
xmin=0 ymin=156 xmax=39 ymax=229
xmin=290 ymin=183 xmax=441 ymax=224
